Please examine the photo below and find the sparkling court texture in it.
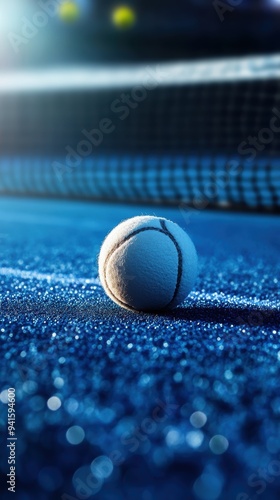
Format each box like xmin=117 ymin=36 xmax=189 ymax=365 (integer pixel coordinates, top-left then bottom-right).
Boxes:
xmin=0 ymin=198 xmax=279 ymax=500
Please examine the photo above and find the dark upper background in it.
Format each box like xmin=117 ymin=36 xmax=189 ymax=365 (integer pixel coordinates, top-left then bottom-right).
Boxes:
xmin=1 ymin=0 xmax=280 ymax=70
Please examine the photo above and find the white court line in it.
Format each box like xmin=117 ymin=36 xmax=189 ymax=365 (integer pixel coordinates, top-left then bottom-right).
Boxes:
xmin=0 ymin=268 xmax=278 ymax=310
xmin=0 ymin=267 xmax=101 ymax=286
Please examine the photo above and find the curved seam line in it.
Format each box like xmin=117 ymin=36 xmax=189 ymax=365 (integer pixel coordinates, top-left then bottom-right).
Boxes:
xmin=160 ymin=219 xmax=183 ymax=308
xmin=103 ymin=226 xmax=167 ymax=311
xmin=103 ymin=223 xmax=183 ymax=311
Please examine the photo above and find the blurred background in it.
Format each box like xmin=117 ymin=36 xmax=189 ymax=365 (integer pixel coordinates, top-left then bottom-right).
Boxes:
xmin=0 ymin=0 xmax=279 ymax=211
xmin=1 ymin=0 xmax=280 ymax=68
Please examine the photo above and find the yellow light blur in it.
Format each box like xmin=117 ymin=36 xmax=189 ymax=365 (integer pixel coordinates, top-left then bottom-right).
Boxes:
xmin=111 ymin=5 xmax=136 ymax=29
xmin=58 ymin=1 xmax=80 ymax=23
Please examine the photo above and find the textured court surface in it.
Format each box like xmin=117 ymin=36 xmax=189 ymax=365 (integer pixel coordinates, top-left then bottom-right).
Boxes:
xmin=0 ymin=197 xmax=279 ymax=500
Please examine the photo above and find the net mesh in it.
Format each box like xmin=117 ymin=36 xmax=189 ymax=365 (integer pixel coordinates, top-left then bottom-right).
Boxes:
xmin=0 ymin=57 xmax=280 ymax=211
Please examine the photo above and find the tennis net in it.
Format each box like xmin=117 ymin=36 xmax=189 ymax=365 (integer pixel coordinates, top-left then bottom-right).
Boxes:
xmin=0 ymin=54 xmax=280 ymax=211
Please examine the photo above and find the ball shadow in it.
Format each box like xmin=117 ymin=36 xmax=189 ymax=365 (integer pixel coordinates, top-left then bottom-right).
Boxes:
xmin=163 ymin=305 xmax=279 ymax=327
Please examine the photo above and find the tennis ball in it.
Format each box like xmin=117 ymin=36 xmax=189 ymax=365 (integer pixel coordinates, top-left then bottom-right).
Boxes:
xmin=58 ymin=1 xmax=80 ymax=22
xmin=111 ymin=5 xmax=136 ymax=29
xmin=98 ymin=216 xmax=198 ymax=312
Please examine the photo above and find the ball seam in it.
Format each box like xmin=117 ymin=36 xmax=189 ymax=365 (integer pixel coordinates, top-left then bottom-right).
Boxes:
xmin=159 ymin=219 xmax=183 ymax=308
xmin=103 ymin=227 xmax=166 ymax=311
xmin=103 ymin=223 xmax=183 ymax=311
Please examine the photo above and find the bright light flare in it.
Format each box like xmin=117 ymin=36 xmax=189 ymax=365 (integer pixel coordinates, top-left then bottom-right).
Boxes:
xmin=0 ymin=1 xmax=30 ymax=34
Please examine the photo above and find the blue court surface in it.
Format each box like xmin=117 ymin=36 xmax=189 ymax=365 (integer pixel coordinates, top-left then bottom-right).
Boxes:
xmin=0 ymin=197 xmax=279 ymax=500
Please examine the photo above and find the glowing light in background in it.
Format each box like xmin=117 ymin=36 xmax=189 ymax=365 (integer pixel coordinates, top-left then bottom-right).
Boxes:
xmin=209 ymin=434 xmax=229 ymax=455
xmin=190 ymin=411 xmax=207 ymax=428
xmin=57 ymin=0 xmax=91 ymax=23
xmin=186 ymin=430 xmax=204 ymax=449
xmin=91 ymin=456 xmax=114 ymax=479
xmin=47 ymin=396 xmax=62 ymax=411
xmin=0 ymin=389 xmax=8 ymax=403
xmin=66 ymin=425 xmax=85 ymax=445
xmin=111 ymin=5 xmax=136 ymax=29
xmin=58 ymin=1 xmax=80 ymax=23
xmin=0 ymin=0 xmax=29 ymax=34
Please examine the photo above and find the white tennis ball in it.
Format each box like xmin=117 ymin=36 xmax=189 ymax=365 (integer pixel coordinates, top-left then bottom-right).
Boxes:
xmin=98 ymin=216 xmax=198 ymax=312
